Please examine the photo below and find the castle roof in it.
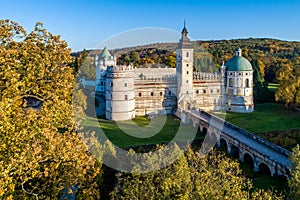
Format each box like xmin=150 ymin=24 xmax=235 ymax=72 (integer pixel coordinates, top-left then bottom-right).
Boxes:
xmin=225 ymin=48 xmax=252 ymax=71
xmin=100 ymin=47 xmax=112 ymax=59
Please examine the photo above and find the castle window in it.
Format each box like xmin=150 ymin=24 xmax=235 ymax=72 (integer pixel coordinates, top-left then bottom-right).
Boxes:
xmin=239 ymin=73 xmax=242 ymax=76
xmin=186 ymin=91 xmax=189 ymax=94
xmin=186 ymin=71 xmax=189 ymax=74
xmin=186 ymin=64 xmax=189 ymax=67
xmin=203 ymin=90 xmax=206 ymax=94
xmin=186 ymin=80 xmax=189 ymax=83
xmin=125 ymin=95 xmax=128 ymax=100
xmin=110 ymin=94 xmax=112 ymax=100
xmin=245 ymin=79 xmax=250 ymax=87
xmin=211 ymin=90 xmax=213 ymax=94
xmin=168 ymin=91 xmax=172 ymax=96
xmin=151 ymin=92 xmax=154 ymax=96
xmin=196 ymin=90 xmax=199 ymax=94
xmin=186 ymin=52 xmax=189 ymax=57
xmin=139 ymin=92 xmax=142 ymax=97
xmin=230 ymin=73 xmax=233 ymax=76
xmin=229 ymin=78 xmax=234 ymax=87
xmin=217 ymin=89 xmax=220 ymax=93
xmin=246 ymin=73 xmax=248 ymax=75
xmin=100 ymin=82 xmax=104 ymax=86
xmin=124 ymin=83 xmax=127 ymax=87
xmin=160 ymin=92 xmax=163 ymax=96
xmin=110 ymin=82 xmax=113 ymax=87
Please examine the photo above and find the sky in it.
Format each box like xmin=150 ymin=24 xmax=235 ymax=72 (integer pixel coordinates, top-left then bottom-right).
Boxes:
xmin=1 ymin=0 xmax=300 ymax=51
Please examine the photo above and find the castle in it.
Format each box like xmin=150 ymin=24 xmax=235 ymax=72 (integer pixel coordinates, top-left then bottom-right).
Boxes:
xmin=94 ymin=24 xmax=254 ymax=121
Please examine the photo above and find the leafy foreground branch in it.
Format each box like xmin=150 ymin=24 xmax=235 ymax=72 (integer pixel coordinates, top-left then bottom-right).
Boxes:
xmin=107 ymin=145 xmax=283 ymax=200
xmin=0 ymin=19 xmax=100 ymax=199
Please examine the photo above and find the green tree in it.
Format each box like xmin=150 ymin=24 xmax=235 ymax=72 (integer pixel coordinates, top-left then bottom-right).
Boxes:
xmin=0 ymin=20 xmax=100 ymax=199
xmin=288 ymin=145 xmax=300 ymax=200
xmin=79 ymin=56 xmax=96 ymax=79
xmin=276 ymin=63 xmax=300 ymax=108
xmin=130 ymin=51 xmax=140 ymax=66
xmin=111 ymin=146 xmax=282 ymax=199
xmin=252 ymin=59 xmax=273 ymax=103
xmin=164 ymin=55 xmax=176 ymax=68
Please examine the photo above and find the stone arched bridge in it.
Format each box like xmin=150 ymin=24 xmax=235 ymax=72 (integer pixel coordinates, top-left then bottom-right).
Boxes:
xmin=175 ymin=109 xmax=292 ymax=177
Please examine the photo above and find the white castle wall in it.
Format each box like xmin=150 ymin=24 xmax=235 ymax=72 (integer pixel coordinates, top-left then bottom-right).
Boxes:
xmin=226 ymin=71 xmax=254 ymax=113
xmin=105 ymin=66 xmax=136 ymax=121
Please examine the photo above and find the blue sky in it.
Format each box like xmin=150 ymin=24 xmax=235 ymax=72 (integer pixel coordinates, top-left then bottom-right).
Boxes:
xmin=1 ymin=0 xmax=300 ymax=51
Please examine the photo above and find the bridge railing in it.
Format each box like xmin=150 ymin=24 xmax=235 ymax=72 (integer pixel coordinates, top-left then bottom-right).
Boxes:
xmin=200 ymin=111 xmax=291 ymax=157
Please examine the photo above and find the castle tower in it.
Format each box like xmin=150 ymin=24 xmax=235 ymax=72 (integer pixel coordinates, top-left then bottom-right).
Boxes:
xmin=95 ymin=47 xmax=117 ymax=92
xmin=105 ymin=65 xmax=136 ymax=121
xmin=225 ymin=47 xmax=254 ymax=113
xmin=176 ymin=22 xmax=195 ymax=110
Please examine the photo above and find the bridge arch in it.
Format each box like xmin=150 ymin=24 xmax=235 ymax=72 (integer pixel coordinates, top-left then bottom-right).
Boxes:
xmin=202 ymin=127 xmax=208 ymax=135
xmin=175 ymin=109 xmax=291 ymax=178
xmin=219 ymin=138 xmax=228 ymax=151
xmin=195 ymin=123 xmax=201 ymax=134
xmin=258 ymin=162 xmax=271 ymax=176
xmin=243 ymin=153 xmax=254 ymax=168
xmin=230 ymin=144 xmax=239 ymax=159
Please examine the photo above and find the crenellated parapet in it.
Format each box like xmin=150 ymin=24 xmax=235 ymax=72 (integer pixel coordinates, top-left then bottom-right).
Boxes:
xmin=193 ymin=72 xmax=221 ymax=80
xmin=137 ymin=74 xmax=177 ymax=81
xmin=106 ymin=65 xmax=134 ymax=72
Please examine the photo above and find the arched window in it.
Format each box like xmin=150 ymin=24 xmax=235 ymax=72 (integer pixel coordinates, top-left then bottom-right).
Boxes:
xmin=186 ymin=52 xmax=189 ymax=57
xmin=229 ymin=78 xmax=234 ymax=87
xmin=245 ymin=79 xmax=250 ymax=87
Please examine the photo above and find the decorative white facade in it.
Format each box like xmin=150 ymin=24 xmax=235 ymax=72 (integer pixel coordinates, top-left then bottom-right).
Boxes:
xmin=93 ymin=24 xmax=254 ymax=121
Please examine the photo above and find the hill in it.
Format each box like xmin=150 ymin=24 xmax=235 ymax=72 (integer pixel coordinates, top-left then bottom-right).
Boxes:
xmin=72 ymin=38 xmax=300 ymax=82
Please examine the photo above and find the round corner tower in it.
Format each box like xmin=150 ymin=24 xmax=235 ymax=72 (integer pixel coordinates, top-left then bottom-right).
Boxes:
xmin=225 ymin=48 xmax=254 ymax=113
xmin=105 ymin=66 xmax=135 ymax=121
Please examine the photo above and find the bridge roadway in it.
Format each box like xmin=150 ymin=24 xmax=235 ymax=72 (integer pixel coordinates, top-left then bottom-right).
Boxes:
xmin=180 ymin=109 xmax=292 ymax=176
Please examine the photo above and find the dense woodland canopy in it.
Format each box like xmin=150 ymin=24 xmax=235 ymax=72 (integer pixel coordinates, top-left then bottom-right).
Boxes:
xmin=1 ymin=19 xmax=300 ymax=199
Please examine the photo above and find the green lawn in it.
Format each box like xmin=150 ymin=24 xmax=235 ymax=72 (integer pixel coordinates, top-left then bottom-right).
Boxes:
xmin=81 ymin=115 xmax=204 ymax=147
xmin=222 ymin=103 xmax=300 ymax=133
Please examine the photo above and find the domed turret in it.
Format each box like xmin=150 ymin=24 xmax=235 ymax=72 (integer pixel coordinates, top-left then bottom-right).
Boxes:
xmin=225 ymin=48 xmax=252 ymax=71
xmin=225 ymin=48 xmax=254 ymax=113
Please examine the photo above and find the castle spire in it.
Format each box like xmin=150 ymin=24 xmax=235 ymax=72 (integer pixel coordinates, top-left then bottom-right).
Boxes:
xmin=181 ymin=20 xmax=188 ymax=37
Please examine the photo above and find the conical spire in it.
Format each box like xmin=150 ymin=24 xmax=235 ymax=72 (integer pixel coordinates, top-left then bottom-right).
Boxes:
xmin=178 ymin=21 xmax=192 ymax=49
xmin=181 ymin=20 xmax=188 ymax=36
xmin=100 ymin=47 xmax=112 ymax=59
